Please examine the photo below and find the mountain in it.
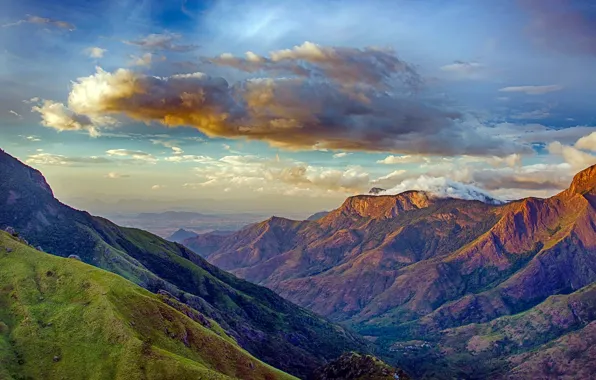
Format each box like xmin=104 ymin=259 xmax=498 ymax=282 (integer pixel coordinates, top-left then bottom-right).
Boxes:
xmin=167 ymin=228 xmax=200 ymax=243
xmin=0 ymin=230 xmax=295 ymax=380
xmin=183 ymin=164 xmax=596 ymax=378
xmin=0 ymin=148 xmax=369 ymax=379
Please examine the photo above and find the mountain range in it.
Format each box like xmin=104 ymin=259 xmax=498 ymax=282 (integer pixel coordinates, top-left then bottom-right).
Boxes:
xmin=0 ymin=148 xmax=370 ymax=379
xmin=183 ymin=164 xmax=596 ymax=378
xmin=3 ymin=143 xmax=596 ymax=379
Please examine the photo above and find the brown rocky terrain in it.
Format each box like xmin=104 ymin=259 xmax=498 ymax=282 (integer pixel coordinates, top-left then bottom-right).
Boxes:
xmin=184 ymin=164 xmax=596 ymax=378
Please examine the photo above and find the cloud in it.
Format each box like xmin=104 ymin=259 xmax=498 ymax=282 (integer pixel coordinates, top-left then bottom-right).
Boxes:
xmin=2 ymin=15 xmax=75 ymax=31
xmin=548 ymin=141 xmax=596 ymax=170
xmin=150 ymin=139 xmax=185 ymax=155
xmin=470 ymin=164 xmax=570 ymax=192
xmin=124 ymin=32 xmax=198 ymax=52
xmin=164 ymin=155 xmax=212 ymax=163
xmin=26 ymin=153 xmax=111 ymax=166
xmin=491 ymin=123 xmax=596 ymax=145
xmin=370 ymin=169 xmax=409 ymax=189
xmin=576 ymin=132 xmax=596 ymax=152
xmin=128 ymin=53 xmax=164 ymax=67
xmin=488 ymin=153 xmax=522 ymax=167
xmin=209 ymin=41 xmax=420 ymax=89
xmin=380 ymin=175 xmax=502 ymax=204
xmin=105 ymin=172 xmax=130 ymax=179
xmin=332 ymin=152 xmax=351 ymax=158
xmin=85 ymin=47 xmax=107 ymax=59
xmin=151 ymin=184 xmax=165 ymax=190
xmin=106 ymin=149 xmax=158 ymax=162
xmin=9 ymin=110 xmax=22 ymax=119
xmin=440 ymin=61 xmax=485 ymax=80
xmin=31 ymin=100 xmax=101 ymax=137
xmin=511 ymin=109 xmax=551 ymax=120
xmin=190 ymin=154 xmax=371 ymax=195
xmin=498 ymin=85 xmax=563 ymax=95
xmin=39 ymin=64 xmax=527 ymax=157
xmin=25 ymin=135 xmax=41 ymax=142
xmin=377 ymin=155 xmax=428 ymax=164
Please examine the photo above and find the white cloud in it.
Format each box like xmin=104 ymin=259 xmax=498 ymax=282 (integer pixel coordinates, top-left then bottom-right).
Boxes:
xmin=190 ymin=154 xmax=371 ymax=195
xmin=380 ymin=175 xmax=502 ymax=204
xmin=575 ymin=132 xmax=596 ymax=152
xmin=165 ymin=155 xmax=212 ymax=163
xmin=105 ymin=172 xmax=130 ymax=179
xmin=30 ymin=99 xmax=116 ymax=137
xmin=377 ymin=155 xmax=428 ymax=164
xmin=548 ymin=141 xmax=596 ymax=170
xmin=106 ymin=149 xmax=158 ymax=162
xmin=498 ymin=85 xmax=563 ymax=95
xmin=9 ymin=110 xmax=22 ymax=119
xmin=332 ymin=152 xmax=351 ymax=158
xmin=129 ymin=53 xmax=159 ymax=67
xmin=151 ymin=184 xmax=164 ymax=190
xmin=25 ymin=153 xmax=111 ymax=166
xmin=85 ymin=47 xmax=107 ymax=59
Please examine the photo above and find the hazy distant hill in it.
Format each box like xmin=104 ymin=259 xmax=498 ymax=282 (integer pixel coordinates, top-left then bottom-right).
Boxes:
xmin=184 ymin=164 xmax=596 ymax=378
xmin=167 ymin=228 xmax=200 ymax=243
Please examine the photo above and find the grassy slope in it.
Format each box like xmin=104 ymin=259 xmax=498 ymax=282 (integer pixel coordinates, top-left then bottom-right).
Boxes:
xmin=0 ymin=231 xmax=295 ymax=380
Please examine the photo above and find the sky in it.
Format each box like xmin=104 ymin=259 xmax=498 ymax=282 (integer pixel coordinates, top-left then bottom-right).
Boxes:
xmin=1 ymin=0 xmax=596 ymax=216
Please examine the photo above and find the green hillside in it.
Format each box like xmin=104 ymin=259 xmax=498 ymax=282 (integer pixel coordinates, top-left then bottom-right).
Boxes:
xmin=0 ymin=231 xmax=296 ymax=380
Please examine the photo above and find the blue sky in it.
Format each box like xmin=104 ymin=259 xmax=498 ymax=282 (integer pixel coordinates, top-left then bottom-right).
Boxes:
xmin=1 ymin=0 xmax=595 ymax=215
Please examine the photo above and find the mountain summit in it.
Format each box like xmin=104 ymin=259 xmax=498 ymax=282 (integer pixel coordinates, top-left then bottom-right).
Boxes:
xmin=566 ymin=163 xmax=596 ymax=195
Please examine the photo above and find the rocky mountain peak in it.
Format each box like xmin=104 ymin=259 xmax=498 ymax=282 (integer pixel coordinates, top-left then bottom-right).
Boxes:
xmin=332 ymin=190 xmax=433 ymax=219
xmin=568 ymin=164 xmax=596 ymax=195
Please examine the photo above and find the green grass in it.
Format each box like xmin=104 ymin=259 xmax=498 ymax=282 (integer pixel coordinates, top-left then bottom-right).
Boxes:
xmin=0 ymin=231 xmax=296 ymax=380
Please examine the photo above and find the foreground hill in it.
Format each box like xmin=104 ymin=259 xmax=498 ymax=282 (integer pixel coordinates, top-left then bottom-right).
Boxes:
xmin=0 ymin=231 xmax=295 ymax=380
xmin=0 ymin=148 xmax=368 ymax=379
xmin=184 ymin=164 xmax=596 ymax=378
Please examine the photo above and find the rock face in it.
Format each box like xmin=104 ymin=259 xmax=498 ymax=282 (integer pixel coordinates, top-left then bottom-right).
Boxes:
xmin=183 ymin=164 xmax=596 ymax=379
xmin=311 ymin=353 xmax=410 ymax=380
xmin=0 ymin=148 xmax=368 ymax=379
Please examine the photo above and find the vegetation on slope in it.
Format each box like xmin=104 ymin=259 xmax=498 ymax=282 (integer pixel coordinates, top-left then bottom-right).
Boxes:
xmin=382 ymin=282 xmax=596 ymax=379
xmin=0 ymin=231 xmax=295 ymax=380
xmin=312 ymin=353 xmax=410 ymax=380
